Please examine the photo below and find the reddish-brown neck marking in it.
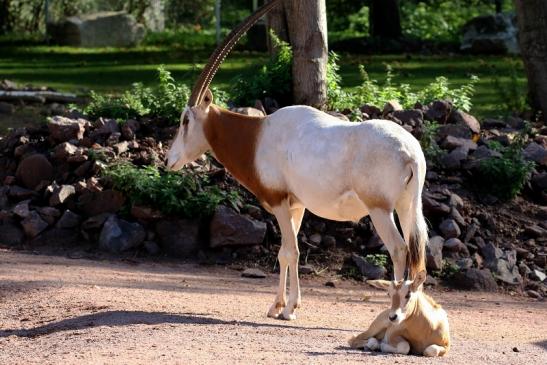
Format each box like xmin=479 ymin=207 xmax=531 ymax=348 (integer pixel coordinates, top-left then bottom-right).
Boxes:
xmin=203 ymin=105 xmax=287 ymax=207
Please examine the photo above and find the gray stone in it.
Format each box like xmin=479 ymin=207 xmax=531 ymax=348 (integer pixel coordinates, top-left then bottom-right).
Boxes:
xmin=437 ymin=124 xmax=472 ymax=139
xmin=480 ymin=242 xmax=503 ymax=265
xmin=449 ymin=110 xmax=481 ymax=135
xmin=472 ymin=145 xmax=503 ymax=160
xmin=15 ymin=154 xmax=53 ymax=189
xmin=383 ymin=100 xmax=403 ymax=115
xmin=0 ymin=220 xmax=25 ymax=246
xmin=54 ymin=142 xmax=78 ymax=160
xmin=322 ymin=235 xmax=337 ymax=249
xmin=0 ymin=101 xmax=15 ymax=114
xmin=425 ymin=100 xmax=452 ymax=122
xmin=532 ymin=172 xmax=547 ymax=190
xmin=531 ymin=269 xmax=546 ymax=282
xmin=444 ymin=238 xmax=466 ymax=253
xmin=453 ymin=268 xmax=498 ymax=291
xmin=56 ymin=210 xmax=81 ymax=229
xmin=99 ymin=215 xmax=145 ymax=253
xmin=21 ymin=211 xmax=49 ymax=238
xmin=78 ymin=190 xmax=125 ymax=216
xmin=8 ymin=185 xmax=35 ymax=200
xmin=490 ymin=258 xmax=522 ymax=285
xmin=13 ymin=199 xmax=30 ymax=218
xmin=121 ymin=119 xmax=139 ymax=140
xmin=461 ymin=13 xmax=519 ymax=54
xmin=456 ymin=258 xmax=474 ymax=270
xmin=351 ymin=253 xmax=387 ymax=280
xmin=155 ymin=219 xmax=201 ymax=257
xmin=441 ymin=146 xmax=469 ymax=170
xmin=47 ymin=11 xmax=145 ymax=48
xmin=241 ymin=268 xmax=267 ymax=278
xmin=48 ymin=116 xmax=86 ymax=142
xmin=299 ymin=264 xmax=315 ymax=275
xmin=442 ymin=136 xmax=478 ymax=151
xmin=439 ymin=219 xmax=461 ymax=239
xmin=523 ymin=142 xmax=547 ymax=167
xmin=210 ymin=205 xmax=266 ymax=248
xmin=37 ymin=206 xmax=61 ymax=225
xmin=49 ymin=185 xmax=76 ymax=206
xmin=392 ymin=109 xmax=423 ymax=127
xmin=426 ymin=236 xmax=444 ymax=271
xmin=422 ymin=195 xmax=451 ymax=216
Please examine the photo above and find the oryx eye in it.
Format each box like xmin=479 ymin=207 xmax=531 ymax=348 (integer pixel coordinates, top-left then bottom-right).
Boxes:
xmin=405 ymin=293 xmax=411 ymax=299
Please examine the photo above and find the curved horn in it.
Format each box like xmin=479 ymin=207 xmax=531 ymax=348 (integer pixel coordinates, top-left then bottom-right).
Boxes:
xmin=188 ymin=0 xmax=282 ymax=107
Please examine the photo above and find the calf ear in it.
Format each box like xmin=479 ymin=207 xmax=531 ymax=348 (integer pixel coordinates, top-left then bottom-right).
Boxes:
xmin=367 ymin=280 xmax=391 ymax=291
xmin=411 ymin=270 xmax=427 ymax=291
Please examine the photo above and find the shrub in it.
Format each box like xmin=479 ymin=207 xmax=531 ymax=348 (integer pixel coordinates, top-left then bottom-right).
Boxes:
xmin=364 ymin=254 xmax=388 ymax=268
xmin=103 ymin=163 xmax=240 ymax=218
xmin=491 ymin=59 xmax=528 ymax=115
xmin=473 ymin=132 xmax=535 ymax=201
xmin=420 ymin=120 xmax=444 ymax=164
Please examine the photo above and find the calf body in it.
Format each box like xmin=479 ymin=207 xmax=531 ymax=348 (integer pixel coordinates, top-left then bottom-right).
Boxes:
xmin=349 ymin=271 xmax=451 ymax=357
xmin=167 ymin=91 xmax=428 ymax=320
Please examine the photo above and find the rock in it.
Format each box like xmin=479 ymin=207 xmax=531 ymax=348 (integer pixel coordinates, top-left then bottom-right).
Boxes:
xmin=392 ymin=109 xmax=423 ymax=127
xmin=425 ymin=100 xmax=452 ymax=123
xmin=460 ymin=13 xmax=519 ymax=54
xmin=437 ymin=124 xmax=472 ymax=139
xmin=49 ymin=185 xmax=76 ymax=206
xmin=231 ymin=107 xmax=266 ymax=117
xmin=441 ymin=146 xmax=469 ymax=169
xmin=322 ymin=235 xmax=337 ymax=249
xmin=441 ymin=136 xmax=477 ymax=151
xmin=425 ymin=275 xmax=438 ymax=286
xmin=8 ymin=185 xmax=36 ymax=200
xmin=99 ymin=215 xmax=145 ymax=253
xmin=326 ymin=111 xmax=350 ymax=121
xmin=439 ymin=219 xmax=461 ymax=239
xmin=526 ymin=290 xmax=542 ymax=299
xmin=81 ymin=213 xmax=112 ymax=230
xmin=531 ymin=269 xmax=546 ymax=282
xmin=37 ymin=206 xmax=61 ymax=225
xmin=524 ymin=225 xmax=547 ymax=238
xmin=47 ymin=11 xmax=145 ymax=47
xmin=30 ymin=227 xmax=80 ymax=246
xmin=0 ymin=101 xmax=15 ymax=114
xmin=472 ymin=145 xmax=503 ymax=160
xmin=351 ymin=253 xmax=387 ymax=280
xmin=13 ymin=200 xmax=30 ymax=218
xmin=532 ymin=172 xmax=547 ymax=190
xmin=78 ymin=190 xmax=126 ymax=216
xmin=48 ymin=116 xmax=86 ymax=142
xmin=56 ymin=210 xmax=81 ymax=229
xmin=0 ymin=187 xmax=8 ymax=209
xmin=0 ymin=220 xmax=25 ymax=246
xmin=450 ymin=208 xmax=466 ymax=228
xmin=241 ymin=268 xmax=267 ymax=278
xmin=15 ymin=154 xmax=53 ymax=189
xmin=113 ymin=141 xmax=129 ymax=154
xmin=144 ymin=241 xmax=160 ymax=255
xmin=453 ymin=268 xmax=498 ymax=291
xmin=309 ymin=233 xmax=322 ymax=246
xmin=426 ymin=236 xmax=444 ymax=271
xmin=490 ymin=257 xmax=522 ymax=285
xmin=155 ymin=219 xmax=201 ymax=257
xmin=92 ymin=117 xmax=120 ymax=138
xmin=121 ymin=120 xmax=139 ymax=140
xmin=209 ymin=205 xmax=267 ymax=248
xmin=383 ymin=100 xmax=403 ymax=115
xmin=20 ymin=211 xmax=49 ymax=238
xmin=130 ymin=205 xmax=163 ymax=221
xmin=482 ymin=118 xmax=507 ymax=129
xmin=299 ymin=264 xmax=315 ymax=275
xmin=444 ymin=238 xmax=467 ymax=253
xmin=422 ymin=195 xmax=451 ymax=216
xmin=54 ymin=142 xmax=78 ymax=160
xmin=523 ymin=142 xmax=547 ymax=167
xmin=449 ymin=109 xmax=481 ymax=134
xmin=448 ymin=193 xmax=464 ymax=209
xmin=480 ymin=242 xmax=503 ymax=265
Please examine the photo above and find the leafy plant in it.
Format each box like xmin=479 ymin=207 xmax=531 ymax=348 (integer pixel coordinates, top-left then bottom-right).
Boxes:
xmin=473 ymin=129 xmax=535 ymax=200
xmin=492 ymin=59 xmax=528 ymax=115
xmin=103 ymin=163 xmax=240 ymax=217
xmin=364 ymin=254 xmax=388 ymax=268
xmin=437 ymin=259 xmax=460 ymax=280
xmin=420 ymin=120 xmax=444 ymax=164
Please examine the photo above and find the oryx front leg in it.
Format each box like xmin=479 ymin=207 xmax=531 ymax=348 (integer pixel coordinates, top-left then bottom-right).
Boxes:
xmin=369 ymin=209 xmax=408 ymax=281
xmin=268 ymin=202 xmax=304 ymax=320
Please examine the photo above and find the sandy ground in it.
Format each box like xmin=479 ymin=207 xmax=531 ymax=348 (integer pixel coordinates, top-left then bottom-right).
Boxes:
xmin=0 ymin=249 xmax=545 ymax=365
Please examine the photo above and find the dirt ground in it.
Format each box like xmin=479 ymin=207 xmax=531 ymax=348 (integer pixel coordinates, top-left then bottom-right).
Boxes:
xmin=0 ymin=249 xmax=545 ymax=365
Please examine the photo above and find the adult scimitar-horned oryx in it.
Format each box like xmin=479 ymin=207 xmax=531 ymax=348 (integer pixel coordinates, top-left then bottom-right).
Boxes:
xmin=167 ymin=0 xmax=428 ymax=320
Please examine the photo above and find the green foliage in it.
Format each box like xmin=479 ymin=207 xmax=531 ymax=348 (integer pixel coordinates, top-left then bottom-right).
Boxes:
xmin=103 ymin=163 xmax=240 ymax=218
xmin=492 ymin=59 xmax=528 ymax=114
xmin=420 ymin=120 xmax=444 ymax=163
xmin=436 ymin=260 xmax=460 ymax=280
xmin=334 ymin=65 xmax=479 ymax=112
xmin=143 ymin=27 xmax=219 ymax=49
xmin=347 ymin=6 xmax=370 ymax=35
xmin=230 ymin=31 xmax=292 ymax=106
xmin=84 ymin=66 xmax=191 ymax=123
xmin=364 ymin=254 xmax=388 ymax=268
xmin=474 ymin=130 xmax=535 ymax=200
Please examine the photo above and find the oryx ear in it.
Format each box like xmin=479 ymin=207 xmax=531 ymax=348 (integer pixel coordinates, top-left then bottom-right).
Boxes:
xmin=201 ymin=89 xmax=213 ymax=108
xmin=410 ymin=270 xmax=427 ymax=291
xmin=367 ymin=280 xmax=391 ymax=291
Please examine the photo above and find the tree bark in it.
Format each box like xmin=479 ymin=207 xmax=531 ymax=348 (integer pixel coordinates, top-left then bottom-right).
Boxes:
xmin=267 ymin=0 xmax=289 ymax=54
xmin=369 ymin=0 xmax=402 ymax=39
xmin=283 ymin=0 xmax=328 ymax=109
xmin=514 ymin=0 xmax=547 ymax=118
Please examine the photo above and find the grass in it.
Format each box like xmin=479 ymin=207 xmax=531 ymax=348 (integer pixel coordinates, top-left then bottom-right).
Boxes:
xmin=0 ymin=45 xmax=527 ymax=117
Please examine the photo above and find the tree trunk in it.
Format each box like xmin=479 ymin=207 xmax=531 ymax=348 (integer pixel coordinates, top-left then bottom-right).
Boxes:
xmin=267 ymin=0 xmax=289 ymax=54
xmin=283 ymin=0 xmax=328 ymax=109
xmin=514 ymin=0 xmax=547 ymax=118
xmin=0 ymin=0 xmax=12 ymax=35
xmin=369 ymin=0 xmax=402 ymax=39
xmin=495 ymin=0 xmax=503 ymax=13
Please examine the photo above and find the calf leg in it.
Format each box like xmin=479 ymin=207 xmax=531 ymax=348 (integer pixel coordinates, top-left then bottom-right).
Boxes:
xmin=380 ymin=337 xmax=410 ymax=355
xmin=423 ymin=344 xmax=447 ymax=357
xmin=348 ymin=308 xmax=390 ymax=349
xmin=369 ymin=209 xmax=408 ymax=281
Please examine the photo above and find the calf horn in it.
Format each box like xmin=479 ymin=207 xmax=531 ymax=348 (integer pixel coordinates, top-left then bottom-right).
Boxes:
xmin=187 ymin=0 xmax=282 ymax=107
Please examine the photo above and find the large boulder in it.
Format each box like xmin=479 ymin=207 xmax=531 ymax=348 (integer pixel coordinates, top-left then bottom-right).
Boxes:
xmin=47 ymin=116 xmax=86 ymax=142
xmin=47 ymin=11 xmax=145 ymax=48
xmin=209 ymin=205 xmax=267 ymax=248
xmin=453 ymin=268 xmax=499 ymax=291
xmin=426 ymin=236 xmax=444 ymax=271
xmin=351 ymin=253 xmax=387 ymax=280
xmin=77 ymin=190 xmax=125 ymax=216
xmin=99 ymin=215 xmax=145 ymax=253
xmin=461 ymin=13 xmax=519 ymax=54
xmin=155 ymin=219 xmax=201 ymax=257
xmin=0 ymin=220 xmax=25 ymax=246
xmin=15 ymin=154 xmax=53 ymax=189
